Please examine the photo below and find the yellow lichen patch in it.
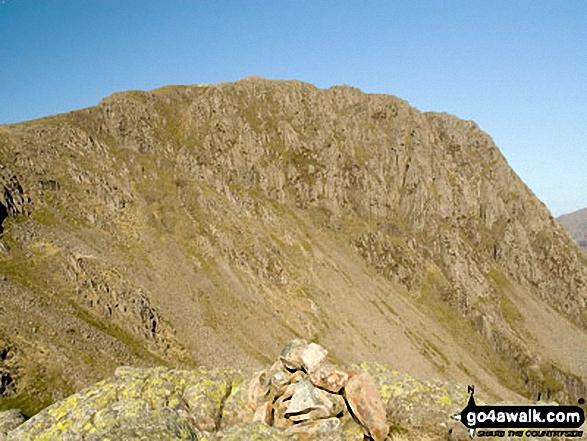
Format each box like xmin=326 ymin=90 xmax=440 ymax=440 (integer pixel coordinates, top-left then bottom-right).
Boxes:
xmin=117 ymin=376 xmax=146 ymax=401
xmin=140 ymin=371 xmax=178 ymax=408
xmin=46 ymin=394 xmax=80 ymax=420
xmin=35 ymin=417 xmax=73 ymax=441
xmin=438 ymin=395 xmax=452 ymax=407
xmin=181 ymin=372 xmax=233 ymax=431
xmin=80 ymin=381 xmax=119 ymax=411
xmin=379 ymin=382 xmax=405 ymax=402
xmin=355 ymin=362 xmax=464 ymax=431
xmin=167 ymin=394 xmax=182 ymax=409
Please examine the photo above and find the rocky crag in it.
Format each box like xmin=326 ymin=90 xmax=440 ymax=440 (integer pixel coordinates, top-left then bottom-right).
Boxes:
xmin=2 ymin=340 xmax=470 ymax=440
xmin=558 ymin=208 xmax=587 ymax=250
xmin=1 ymin=77 xmax=586 ymax=418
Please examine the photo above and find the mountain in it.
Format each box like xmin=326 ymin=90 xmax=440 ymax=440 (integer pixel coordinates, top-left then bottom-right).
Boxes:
xmin=1 ymin=77 xmax=586 ymax=417
xmin=558 ymin=208 xmax=587 ymax=250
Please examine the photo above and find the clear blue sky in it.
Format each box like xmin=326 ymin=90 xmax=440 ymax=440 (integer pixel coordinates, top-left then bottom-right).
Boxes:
xmin=1 ymin=1 xmax=585 ymax=216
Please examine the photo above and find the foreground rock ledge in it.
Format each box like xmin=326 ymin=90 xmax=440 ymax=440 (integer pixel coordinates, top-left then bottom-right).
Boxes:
xmin=3 ymin=340 xmax=467 ymax=440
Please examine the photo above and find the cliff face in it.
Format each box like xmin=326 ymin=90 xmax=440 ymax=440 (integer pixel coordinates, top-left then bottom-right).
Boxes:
xmin=558 ymin=208 xmax=587 ymax=250
xmin=0 ymin=77 xmax=586 ymax=415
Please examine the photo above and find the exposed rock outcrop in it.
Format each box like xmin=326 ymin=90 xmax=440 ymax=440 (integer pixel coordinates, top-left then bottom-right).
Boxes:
xmin=0 ymin=77 xmax=586 ymax=415
xmin=0 ymin=165 xmax=29 ymax=239
xmin=3 ymin=341 xmax=469 ymax=440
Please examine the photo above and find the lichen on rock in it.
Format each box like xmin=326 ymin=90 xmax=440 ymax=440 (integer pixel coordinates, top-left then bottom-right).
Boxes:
xmin=3 ymin=341 xmax=406 ymax=440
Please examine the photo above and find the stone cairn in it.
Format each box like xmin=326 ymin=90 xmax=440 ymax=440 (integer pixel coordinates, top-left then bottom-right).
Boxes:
xmin=232 ymin=338 xmax=389 ymax=440
xmin=1 ymin=339 xmax=394 ymax=440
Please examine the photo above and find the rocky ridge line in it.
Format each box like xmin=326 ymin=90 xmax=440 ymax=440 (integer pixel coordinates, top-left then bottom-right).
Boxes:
xmin=1 ymin=77 xmax=586 ymax=413
xmin=1 ymin=340 xmax=469 ymax=441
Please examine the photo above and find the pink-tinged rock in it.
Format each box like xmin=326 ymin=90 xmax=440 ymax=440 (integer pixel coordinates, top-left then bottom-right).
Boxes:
xmin=346 ymin=370 xmax=359 ymax=380
xmin=252 ymin=401 xmax=273 ymax=425
xmin=309 ymin=365 xmax=349 ymax=393
xmin=344 ymin=371 xmax=389 ymax=441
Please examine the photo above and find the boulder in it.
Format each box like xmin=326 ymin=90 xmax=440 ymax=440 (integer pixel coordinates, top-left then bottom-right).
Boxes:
xmin=344 ymin=371 xmax=389 ymax=441
xmin=0 ymin=343 xmax=428 ymax=440
xmin=286 ymin=380 xmax=345 ymax=423
xmin=357 ymin=363 xmax=465 ymax=431
xmin=280 ymin=339 xmax=329 ymax=374
xmin=5 ymin=367 xmax=238 ymax=440
xmin=309 ymin=365 xmax=349 ymax=393
xmin=279 ymin=339 xmax=308 ymax=371
xmin=285 ymin=379 xmax=333 ymax=422
xmin=268 ymin=361 xmax=291 ymax=391
xmin=300 ymin=343 xmax=328 ymax=373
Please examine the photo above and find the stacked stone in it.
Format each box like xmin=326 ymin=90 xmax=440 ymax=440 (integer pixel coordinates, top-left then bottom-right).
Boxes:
xmin=221 ymin=339 xmax=389 ymax=441
xmin=3 ymin=340 xmax=394 ymax=440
